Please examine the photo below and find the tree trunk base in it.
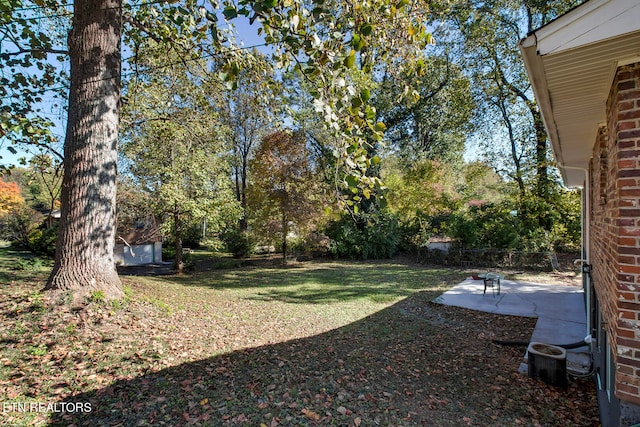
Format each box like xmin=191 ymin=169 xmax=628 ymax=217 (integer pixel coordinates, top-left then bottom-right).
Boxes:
xmin=46 ymin=265 xmax=124 ymax=305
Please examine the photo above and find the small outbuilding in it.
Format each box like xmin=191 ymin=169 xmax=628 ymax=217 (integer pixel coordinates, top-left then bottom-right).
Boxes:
xmin=114 ymin=216 xmax=163 ymax=266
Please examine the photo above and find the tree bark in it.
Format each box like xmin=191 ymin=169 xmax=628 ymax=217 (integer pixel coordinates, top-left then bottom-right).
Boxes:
xmin=281 ymin=212 xmax=288 ymax=265
xmin=533 ymin=108 xmax=552 ymax=230
xmin=174 ymin=203 xmax=184 ymax=274
xmin=46 ymin=0 xmax=124 ymax=300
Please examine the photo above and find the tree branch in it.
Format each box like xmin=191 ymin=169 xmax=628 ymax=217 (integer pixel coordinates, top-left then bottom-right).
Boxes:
xmin=490 ymin=48 xmax=531 ymax=105
xmin=123 ymin=13 xmax=163 ymax=43
xmin=0 ymin=47 xmax=68 ymax=58
xmin=26 ymin=141 xmax=65 ymax=162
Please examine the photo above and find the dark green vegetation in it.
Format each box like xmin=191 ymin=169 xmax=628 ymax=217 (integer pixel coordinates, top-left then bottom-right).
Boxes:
xmin=1 ymin=248 xmax=598 ymax=426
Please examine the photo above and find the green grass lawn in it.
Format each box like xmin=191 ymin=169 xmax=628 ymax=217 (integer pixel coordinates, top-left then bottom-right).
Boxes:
xmin=0 ymin=248 xmax=598 ymax=426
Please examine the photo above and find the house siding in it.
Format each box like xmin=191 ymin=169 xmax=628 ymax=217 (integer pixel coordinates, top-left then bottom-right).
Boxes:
xmin=590 ymin=63 xmax=640 ymax=417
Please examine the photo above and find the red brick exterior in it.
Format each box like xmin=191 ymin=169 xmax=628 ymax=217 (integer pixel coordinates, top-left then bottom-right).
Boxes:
xmin=590 ymin=62 xmax=640 ymax=406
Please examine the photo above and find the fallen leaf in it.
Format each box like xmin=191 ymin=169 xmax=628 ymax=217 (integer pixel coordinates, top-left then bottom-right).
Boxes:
xmin=302 ymin=408 xmax=320 ymax=421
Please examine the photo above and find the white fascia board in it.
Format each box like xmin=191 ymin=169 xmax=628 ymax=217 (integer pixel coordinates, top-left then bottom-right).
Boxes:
xmin=535 ymin=0 xmax=640 ymax=55
xmin=519 ymin=37 xmax=564 ymax=166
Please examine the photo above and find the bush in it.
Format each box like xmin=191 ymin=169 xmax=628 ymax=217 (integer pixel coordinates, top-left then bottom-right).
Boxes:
xmin=325 ymin=210 xmax=401 ymax=260
xmin=162 ymin=245 xmax=176 ymax=261
xmin=162 ymin=224 xmax=203 ymax=253
xmin=449 ymin=202 xmax=520 ymax=250
xmin=14 ymin=257 xmax=45 ymax=271
xmin=161 ymin=246 xmax=195 ymax=271
xmin=27 ymin=224 xmax=58 ymax=257
xmin=179 ymin=251 xmax=195 ymax=272
xmin=290 ymin=232 xmax=331 ymax=258
xmin=0 ymin=205 xmax=43 ymax=248
xmin=448 ymin=194 xmax=581 ymax=252
xmin=181 ymin=223 xmax=204 ymax=249
xmin=223 ymin=230 xmax=255 ymax=258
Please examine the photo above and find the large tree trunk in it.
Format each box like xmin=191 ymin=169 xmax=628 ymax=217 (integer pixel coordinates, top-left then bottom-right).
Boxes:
xmin=46 ymin=0 xmax=124 ymax=301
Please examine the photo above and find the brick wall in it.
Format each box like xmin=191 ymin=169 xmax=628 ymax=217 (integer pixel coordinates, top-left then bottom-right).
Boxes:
xmin=590 ymin=62 xmax=640 ymax=406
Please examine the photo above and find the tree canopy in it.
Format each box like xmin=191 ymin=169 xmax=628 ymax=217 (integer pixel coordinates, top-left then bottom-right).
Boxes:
xmin=121 ymin=42 xmax=239 ymax=272
xmin=248 ymin=130 xmax=327 ymax=263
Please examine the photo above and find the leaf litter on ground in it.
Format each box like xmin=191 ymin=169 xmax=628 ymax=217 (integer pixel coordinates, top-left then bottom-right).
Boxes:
xmin=0 ymin=251 xmax=599 ymax=426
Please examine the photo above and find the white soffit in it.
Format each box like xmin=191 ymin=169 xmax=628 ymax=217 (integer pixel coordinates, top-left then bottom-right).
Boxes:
xmin=520 ymin=0 xmax=640 ymax=187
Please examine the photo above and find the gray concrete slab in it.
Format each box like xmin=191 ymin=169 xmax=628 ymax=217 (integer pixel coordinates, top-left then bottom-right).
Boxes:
xmin=434 ymin=277 xmax=590 ymax=371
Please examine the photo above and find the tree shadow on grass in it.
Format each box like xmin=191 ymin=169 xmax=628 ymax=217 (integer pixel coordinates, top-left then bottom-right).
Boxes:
xmin=142 ymin=261 xmax=466 ymax=304
xmin=48 ymin=292 xmax=599 ymax=427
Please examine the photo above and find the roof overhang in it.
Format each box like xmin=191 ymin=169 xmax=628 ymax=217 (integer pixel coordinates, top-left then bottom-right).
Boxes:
xmin=519 ymin=0 xmax=640 ymax=187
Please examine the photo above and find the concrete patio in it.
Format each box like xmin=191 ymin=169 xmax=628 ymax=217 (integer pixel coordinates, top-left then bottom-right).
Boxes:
xmin=434 ymin=277 xmax=591 ymax=375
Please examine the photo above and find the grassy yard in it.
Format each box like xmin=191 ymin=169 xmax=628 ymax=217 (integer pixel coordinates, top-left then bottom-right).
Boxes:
xmin=0 ymin=248 xmax=598 ymax=426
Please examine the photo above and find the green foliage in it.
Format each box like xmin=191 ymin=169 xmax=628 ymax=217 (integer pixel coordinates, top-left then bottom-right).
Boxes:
xmin=290 ymin=232 xmax=331 ymax=259
xmin=0 ymin=204 xmax=43 ymax=248
xmin=374 ymin=56 xmax=476 ymax=164
xmin=161 ymin=246 xmax=175 ymax=263
xmin=458 ymin=161 xmax=507 ymax=204
xmin=450 ymin=202 xmax=520 ymax=250
xmin=161 ymin=247 xmax=194 ymax=272
xmin=26 ymin=223 xmax=58 ymax=257
xmin=227 ymin=0 xmax=447 ymax=203
xmin=523 ymin=186 xmax=582 ymax=252
xmin=162 ymin=222 xmax=204 ymax=250
xmin=384 ymin=158 xmax=461 ymax=223
xmin=223 ymin=230 xmax=255 ymax=259
xmin=448 ymin=185 xmax=582 ymax=253
xmin=180 ymin=251 xmax=195 ymax=273
xmin=29 ymin=344 xmax=48 ymax=357
xmin=14 ymin=256 xmax=44 ymax=272
xmin=87 ymin=290 xmax=106 ymax=304
xmin=0 ymin=2 xmax=65 ymax=169
xmin=121 ymin=42 xmax=241 ymax=264
xmin=326 ymin=210 xmax=400 ymax=260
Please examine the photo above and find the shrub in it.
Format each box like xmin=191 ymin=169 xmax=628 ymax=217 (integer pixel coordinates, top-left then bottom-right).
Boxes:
xmin=449 ymin=202 xmax=519 ymax=250
xmin=27 ymin=224 xmax=58 ymax=257
xmin=223 ymin=230 xmax=255 ymax=258
xmin=180 ymin=251 xmax=195 ymax=272
xmin=290 ymin=232 xmax=331 ymax=258
xmin=0 ymin=205 xmax=43 ymax=248
xmin=14 ymin=257 xmax=44 ymax=271
xmin=325 ymin=210 xmax=401 ymax=260
xmin=87 ymin=290 xmax=106 ymax=304
xmin=162 ymin=245 xmax=176 ymax=261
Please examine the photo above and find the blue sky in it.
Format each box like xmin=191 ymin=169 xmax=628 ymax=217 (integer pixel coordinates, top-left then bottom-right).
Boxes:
xmin=1 ymin=10 xmax=267 ymax=169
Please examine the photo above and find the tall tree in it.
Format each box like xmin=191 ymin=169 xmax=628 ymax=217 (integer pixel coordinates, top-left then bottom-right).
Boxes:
xmin=121 ymin=43 xmax=239 ymax=273
xmin=248 ymin=130 xmax=325 ymax=264
xmin=374 ymin=55 xmax=476 ymax=165
xmin=220 ymin=54 xmax=279 ymax=232
xmin=447 ymin=0 xmax=581 ymax=229
xmin=45 ymin=0 xmax=124 ymax=299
